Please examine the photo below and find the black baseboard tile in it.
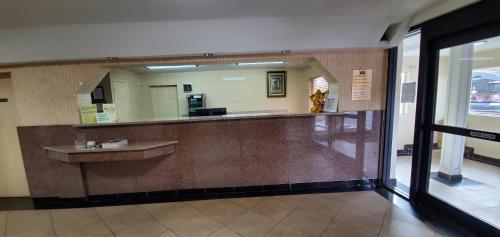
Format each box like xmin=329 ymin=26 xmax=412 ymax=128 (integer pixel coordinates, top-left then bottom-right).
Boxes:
xmin=116 ymin=192 xmax=148 ymax=201
xmin=177 ymin=188 xmax=206 ymax=196
xmin=291 ymin=182 xmax=319 ymax=190
xmin=318 ymin=181 xmax=347 ymax=188
xmin=263 ymin=184 xmax=290 ymax=191
xmin=147 ymin=190 xmax=177 ymax=199
xmin=234 ymin=185 xmax=263 ymax=192
xmin=206 ymin=187 xmax=235 ymax=194
xmin=17 ymin=179 xmax=379 ymax=210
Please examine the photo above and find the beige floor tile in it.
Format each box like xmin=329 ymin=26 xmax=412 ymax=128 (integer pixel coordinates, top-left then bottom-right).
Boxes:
xmin=157 ymin=230 xmax=178 ymax=237
xmin=343 ymin=193 xmax=389 ymax=216
xmin=116 ymin=217 xmax=167 ymax=237
xmin=141 ymin=202 xmax=183 ymax=214
xmin=51 ymin=208 xmax=101 ymax=232
xmin=281 ymin=208 xmax=331 ymax=237
xmin=188 ymin=199 xmax=227 ymax=212
xmin=1 ymin=223 xmax=5 ymax=237
xmin=379 ymin=218 xmax=436 ymax=237
xmin=6 ymin=210 xmax=55 ymax=237
xmin=228 ymin=210 xmax=278 ymax=237
xmin=334 ymin=205 xmax=384 ymax=235
xmin=55 ymin=221 xmax=113 ymax=237
xmin=94 ymin=205 xmax=151 ymax=233
xmin=209 ymin=227 xmax=242 ymax=237
xmin=204 ymin=201 xmax=247 ymax=225
xmin=252 ymin=198 xmax=294 ymax=221
xmin=152 ymin=202 xmax=201 ymax=228
xmin=5 ymin=224 xmax=56 ymax=237
xmin=171 ymin=213 xmax=223 ymax=237
xmin=298 ymin=196 xmax=344 ymax=218
xmin=264 ymin=224 xmax=308 ymax=237
xmin=321 ymin=221 xmax=375 ymax=237
xmin=314 ymin=193 xmax=350 ymax=203
xmin=384 ymin=206 xmax=428 ymax=228
xmin=272 ymin=195 xmax=307 ymax=207
xmin=230 ymin=197 xmax=263 ymax=209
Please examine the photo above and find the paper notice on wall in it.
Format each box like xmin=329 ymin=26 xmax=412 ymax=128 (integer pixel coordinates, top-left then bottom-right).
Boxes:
xmin=97 ymin=104 xmax=117 ymax=123
xmin=351 ymin=69 xmax=373 ymax=100
xmin=401 ymin=82 xmax=417 ymax=103
xmin=80 ymin=105 xmax=97 ymax=124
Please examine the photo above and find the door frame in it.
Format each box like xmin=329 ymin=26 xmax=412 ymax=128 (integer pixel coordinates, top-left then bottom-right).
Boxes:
xmin=111 ymin=80 xmax=132 ymax=122
xmin=407 ymin=0 xmax=500 ymax=235
xmin=150 ymin=85 xmax=180 ymax=119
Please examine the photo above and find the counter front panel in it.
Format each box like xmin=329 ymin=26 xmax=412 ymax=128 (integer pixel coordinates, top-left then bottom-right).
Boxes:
xmin=17 ymin=111 xmax=382 ymax=198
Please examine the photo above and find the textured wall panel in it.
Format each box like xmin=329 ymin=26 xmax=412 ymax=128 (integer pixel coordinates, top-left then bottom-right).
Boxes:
xmin=6 ymin=49 xmax=387 ymax=126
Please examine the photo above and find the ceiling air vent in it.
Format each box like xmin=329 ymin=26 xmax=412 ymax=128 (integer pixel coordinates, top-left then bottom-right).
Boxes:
xmin=380 ymin=22 xmax=404 ymax=43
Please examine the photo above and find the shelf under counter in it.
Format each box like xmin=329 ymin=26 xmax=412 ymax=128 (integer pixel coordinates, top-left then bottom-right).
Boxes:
xmin=43 ymin=141 xmax=177 ymax=163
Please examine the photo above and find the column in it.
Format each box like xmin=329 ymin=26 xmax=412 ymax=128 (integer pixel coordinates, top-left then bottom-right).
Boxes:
xmin=438 ymin=43 xmax=473 ymax=183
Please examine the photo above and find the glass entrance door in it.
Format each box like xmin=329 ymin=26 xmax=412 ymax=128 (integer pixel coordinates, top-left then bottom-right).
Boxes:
xmin=426 ymin=34 xmax=500 ymax=229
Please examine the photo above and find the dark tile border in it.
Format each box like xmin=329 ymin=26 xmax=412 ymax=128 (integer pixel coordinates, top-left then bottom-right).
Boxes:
xmin=464 ymin=146 xmax=500 ymax=167
xmin=375 ymin=188 xmax=477 ymax=237
xmin=0 ymin=179 xmax=377 ymax=210
xmin=396 ymin=143 xmax=439 ymax=156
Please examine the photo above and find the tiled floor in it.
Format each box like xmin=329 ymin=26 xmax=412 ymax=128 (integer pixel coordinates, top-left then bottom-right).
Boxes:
xmin=396 ymin=150 xmax=500 ymax=228
xmin=0 ymin=191 xmax=442 ymax=237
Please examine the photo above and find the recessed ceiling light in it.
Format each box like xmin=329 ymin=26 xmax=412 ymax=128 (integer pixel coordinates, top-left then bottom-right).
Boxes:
xmin=473 ymin=40 xmax=487 ymax=47
xmin=146 ymin=65 xmax=198 ymax=70
xmin=237 ymin=61 xmax=284 ymax=66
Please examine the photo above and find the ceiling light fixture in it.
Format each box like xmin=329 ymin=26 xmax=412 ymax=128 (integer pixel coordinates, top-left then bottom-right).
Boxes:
xmin=146 ymin=65 xmax=198 ymax=70
xmin=237 ymin=61 xmax=285 ymax=66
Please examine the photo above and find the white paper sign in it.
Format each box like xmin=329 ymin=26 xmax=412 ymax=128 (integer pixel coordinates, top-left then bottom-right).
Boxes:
xmin=351 ymin=69 xmax=373 ymax=101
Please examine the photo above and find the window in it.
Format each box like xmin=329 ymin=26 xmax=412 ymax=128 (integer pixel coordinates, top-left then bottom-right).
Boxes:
xmin=309 ymin=76 xmax=328 ymax=95
xmin=469 ymin=69 xmax=500 ymax=116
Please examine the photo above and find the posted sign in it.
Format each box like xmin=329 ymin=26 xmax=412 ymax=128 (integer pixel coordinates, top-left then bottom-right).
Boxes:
xmin=351 ymin=69 xmax=373 ymax=100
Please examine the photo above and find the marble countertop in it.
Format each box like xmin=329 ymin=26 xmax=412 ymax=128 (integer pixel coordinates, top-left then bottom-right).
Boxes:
xmin=73 ymin=111 xmax=350 ymax=128
xmin=43 ymin=141 xmax=178 ymax=154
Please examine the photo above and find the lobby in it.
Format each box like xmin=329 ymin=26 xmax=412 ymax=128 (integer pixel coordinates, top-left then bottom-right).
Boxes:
xmin=0 ymin=1 xmax=499 ymax=237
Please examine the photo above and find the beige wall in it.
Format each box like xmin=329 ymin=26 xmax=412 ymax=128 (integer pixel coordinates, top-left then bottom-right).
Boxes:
xmin=0 ymin=49 xmax=387 ymax=197
xmin=3 ymin=49 xmax=388 ymax=126
xmin=143 ymin=68 xmax=310 ymax=117
xmin=109 ymin=68 xmax=153 ymax=121
xmin=0 ymin=78 xmax=29 ymax=197
xmin=466 ymin=115 xmax=500 ymax=159
xmin=9 ymin=65 xmax=109 ymax=126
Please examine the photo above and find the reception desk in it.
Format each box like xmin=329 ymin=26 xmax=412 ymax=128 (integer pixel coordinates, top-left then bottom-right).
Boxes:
xmin=17 ymin=111 xmax=382 ymax=204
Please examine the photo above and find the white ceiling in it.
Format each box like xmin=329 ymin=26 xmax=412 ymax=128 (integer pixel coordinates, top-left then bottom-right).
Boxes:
xmin=0 ymin=0 xmax=479 ymax=64
xmin=0 ymin=0 xmax=440 ymax=30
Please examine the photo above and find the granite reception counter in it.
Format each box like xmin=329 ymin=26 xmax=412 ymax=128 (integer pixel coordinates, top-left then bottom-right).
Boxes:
xmin=17 ymin=111 xmax=382 ymax=201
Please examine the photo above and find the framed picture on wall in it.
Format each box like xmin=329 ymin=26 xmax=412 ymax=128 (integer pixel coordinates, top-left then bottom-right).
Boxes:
xmin=267 ymin=71 xmax=287 ymax=97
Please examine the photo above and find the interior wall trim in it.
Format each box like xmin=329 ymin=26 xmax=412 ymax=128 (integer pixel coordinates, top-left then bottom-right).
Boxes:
xmin=0 ymin=48 xmax=379 ymax=69
xmin=0 ymin=72 xmax=11 ymax=78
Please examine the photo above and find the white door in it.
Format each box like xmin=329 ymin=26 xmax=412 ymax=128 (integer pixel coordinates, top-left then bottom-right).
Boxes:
xmin=112 ymin=81 xmax=131 ymax=122
xmin=0 ymin=78 xmax=29 ymax=197
xmin=151 ymin=86 xmax=179 ymax=119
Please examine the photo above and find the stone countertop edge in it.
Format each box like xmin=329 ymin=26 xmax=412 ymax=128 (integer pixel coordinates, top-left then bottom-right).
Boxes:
xmin=71 ymin=111 xmax=352 ymax=128
xmin=43 ymin=141 xmax=178 ymax=154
